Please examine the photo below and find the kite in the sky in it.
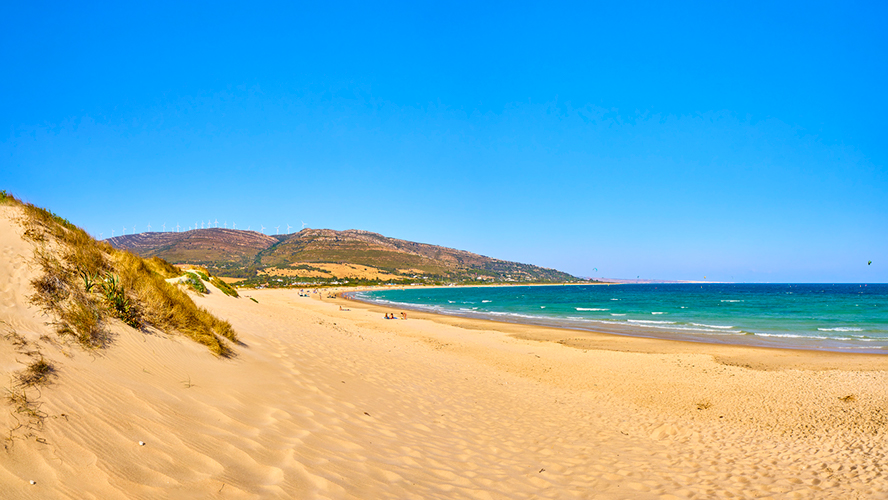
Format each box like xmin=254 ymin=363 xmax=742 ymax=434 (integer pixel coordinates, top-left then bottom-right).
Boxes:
xmin=869 ymin=261 xmax=873 ymax=265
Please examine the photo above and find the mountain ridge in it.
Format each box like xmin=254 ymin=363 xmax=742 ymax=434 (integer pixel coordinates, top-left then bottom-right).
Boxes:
xmin=107 ymin=228 xmax=583 ymax=286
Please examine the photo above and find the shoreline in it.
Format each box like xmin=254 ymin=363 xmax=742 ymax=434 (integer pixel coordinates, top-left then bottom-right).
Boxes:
xmin=331 ymin=289 xmax=888 ymax=371
xmin=339 ymin=283 xmax=888 ymax=357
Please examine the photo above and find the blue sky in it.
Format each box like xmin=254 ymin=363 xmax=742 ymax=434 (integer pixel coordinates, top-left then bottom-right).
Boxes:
xmin=2 ymin=1 xmax=886 ymax=282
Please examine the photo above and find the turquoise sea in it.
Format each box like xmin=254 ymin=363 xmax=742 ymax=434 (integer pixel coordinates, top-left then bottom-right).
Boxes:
xmin=352 ymin=284 xmax=888 ymax=352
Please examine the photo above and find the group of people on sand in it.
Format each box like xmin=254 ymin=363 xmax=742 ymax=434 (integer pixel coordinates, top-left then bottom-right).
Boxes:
xmin=384 ymin=312 xmax=407 ymax=320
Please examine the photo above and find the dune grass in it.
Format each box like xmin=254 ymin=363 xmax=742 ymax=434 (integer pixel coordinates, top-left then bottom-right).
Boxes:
xmin=145 ymin=256 xmax=182 ymax=279
xmin=179 ymin=267 xmax=238 ymax=298
xmin=114 ymin=252 xmax=237 ymax=354
xmin=6 ymin=193 xmax=237 ymax=356
xmin=210 ymin=276 xmax=239 ymax=297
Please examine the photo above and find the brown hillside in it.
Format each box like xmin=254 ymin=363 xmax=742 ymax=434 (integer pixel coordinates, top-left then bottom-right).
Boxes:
xmin=109 ymin=228 xmax=277 ymax=264
xmin=109 ymin=228 xmax=580 ymax=283
xmin=260 ymin=229 xmax=488 ymax=274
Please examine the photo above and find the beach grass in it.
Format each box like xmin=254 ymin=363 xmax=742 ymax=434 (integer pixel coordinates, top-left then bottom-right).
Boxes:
xmin=210 ymin=276 xmax=239 ymax=297
xmin=7 ymin=193 xmax=237 ymax=355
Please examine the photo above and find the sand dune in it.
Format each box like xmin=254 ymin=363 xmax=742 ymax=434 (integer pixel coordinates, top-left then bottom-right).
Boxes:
xmin=2 ymin=208 xmax=887 ymax=498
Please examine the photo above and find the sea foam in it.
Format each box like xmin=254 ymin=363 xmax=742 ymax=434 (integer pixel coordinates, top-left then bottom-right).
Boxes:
xmin=691 ymin=323 xmax=734 ymax=330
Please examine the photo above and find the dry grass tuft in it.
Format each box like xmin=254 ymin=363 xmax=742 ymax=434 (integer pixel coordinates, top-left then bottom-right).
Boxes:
xmin=16 ymin=358 xmax=55 ymax=387
xmin=839 ymin=394 xmax=857 ymax=403
xmin=696 ymin=401 xmax=713 ymax=410
xmin=145 ymin=256 xmax=182 ymax=279
xmin=6 ymin=389 xmax=45 ymax=423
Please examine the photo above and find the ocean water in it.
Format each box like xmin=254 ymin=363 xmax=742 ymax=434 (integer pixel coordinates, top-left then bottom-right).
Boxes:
xmin=352 ymin=284 xmax=888 ymax=352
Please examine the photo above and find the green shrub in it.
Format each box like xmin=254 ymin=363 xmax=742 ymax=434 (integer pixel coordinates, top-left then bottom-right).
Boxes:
xmin=183 ymin=272 xmax=208 ymax=294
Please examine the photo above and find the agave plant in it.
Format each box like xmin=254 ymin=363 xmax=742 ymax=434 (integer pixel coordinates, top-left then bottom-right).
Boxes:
xmin=100 ymin=272 xmax=140 ymax=328
xmin=79 ymin=268 xmax=97 ymax=292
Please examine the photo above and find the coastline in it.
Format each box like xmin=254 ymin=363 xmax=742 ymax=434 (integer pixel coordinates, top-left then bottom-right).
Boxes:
xmin=335 ymin=285 xmax=888 ymax=365
xmin=334 ymin=288 xmax=888 ymax=371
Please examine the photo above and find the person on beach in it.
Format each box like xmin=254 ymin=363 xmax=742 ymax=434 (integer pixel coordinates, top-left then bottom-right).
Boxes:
xmin=400 ymin=312 xmax=407 ymax=320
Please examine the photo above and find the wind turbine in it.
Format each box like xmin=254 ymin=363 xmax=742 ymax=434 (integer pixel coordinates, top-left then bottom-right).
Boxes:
xmin=176 ymin=223 xmax=180 ymax=232
xmin=132 ymin=224 xmax=136 ymax=234
xmin=146 ymin=223 xmax=152 ymax=232
xmin=99 ymin=232 xmax=103 ymax=239
xmin=112 ymin=229 xmax=115 ymax=237
xmin=301 ymin=221 xmax=307 ymax=229
xmin=215 ymin=219 xmax=219 ymax=228
xmin=162 ymin=223 xmax=166 ymax=232
xmin=224 ymin=221 xmax=227 ymax=229
xmin=260 ymin=224 xmax=266 ymax=233
xmin=232 ymin=222 xmax=237 ymax=229
xmin=286 ymin=223 xmax=292 ymax=234
xmin=122 ymin=226 xmax=126 ymax=236
xmin=275 ymin=225 xmax=280 ymax=235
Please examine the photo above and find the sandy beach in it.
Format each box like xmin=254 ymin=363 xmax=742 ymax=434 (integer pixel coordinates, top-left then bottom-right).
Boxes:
xmin=2 ymin=210 xmax=887 ymax=498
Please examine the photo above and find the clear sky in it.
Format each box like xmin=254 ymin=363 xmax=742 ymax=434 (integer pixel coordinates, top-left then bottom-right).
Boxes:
xmin=2 ymin=1 xmax=885 ymax=283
